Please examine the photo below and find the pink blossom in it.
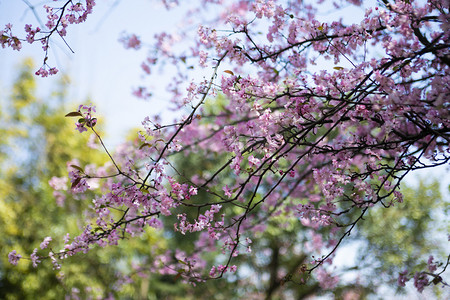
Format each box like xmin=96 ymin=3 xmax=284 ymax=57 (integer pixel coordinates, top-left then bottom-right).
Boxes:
xmin=209 ymin=266 xmax=217 ymax=276
xmin=413 ymin=272 xmax=429 ymax=293
xmin=40 ymin=236 xmax=52 ymax=249
xmin=49 ymin=67 xmax=58 ymax=75
xmin=35 ymin=67 xmax=49 ymax=77
xmin=49 ymin=176 xmax=68 ymax=191
xmin=30 ymin=248 xmax=41 ymax=268
xmin=316 ymin=269 xmax=339 ymax=290
xmin=222 ymin=185 xmax=232 ymax=198
xmin=427 ymin=256 xmax=437 ymax=272
xmin=49 ymin=251 xmax=61 ymax=270
xmin=120 ymin=33 xmax=142 ymax=50
xmin=8 ymin=250 xmax=21 ymax=265
xmin=248 ymin=155 xmax=260 ymax=168
xmin=198 ymin=50 xmax=208 ymax=67
xmin=189 ymin=186 xmax=198 ymax=196
xmin=397 ymin=269 xmax=409 ymax=287
xmin=53 ymin=191 xmax=66 ymax=207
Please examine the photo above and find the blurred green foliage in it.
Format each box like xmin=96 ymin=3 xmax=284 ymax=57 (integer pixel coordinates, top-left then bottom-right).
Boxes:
xmin=0 ymin=59 xmax=177 ymax=300
xmin=357 ymin=179 xmax=448 ymax=297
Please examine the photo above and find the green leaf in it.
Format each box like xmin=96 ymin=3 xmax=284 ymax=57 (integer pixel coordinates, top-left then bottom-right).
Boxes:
xmin=140 ymin=186 xmax=150 ymax=194
xmin=333 ymin=66 xmax=344 ymax=70
xmin=71 ymin=177 xmax=81 ymax=189
xmin=70 ymin=165 xmax=84 ymax=173
xmin=139 ymin=143 xmax=151 ymax=150
xmin=174 ymin=272 xmax=183 ymax=281
xmin=86 ymin=118 xmax=97 ymax=128
xmin=65 ymin=111 xmax=83 ymax=117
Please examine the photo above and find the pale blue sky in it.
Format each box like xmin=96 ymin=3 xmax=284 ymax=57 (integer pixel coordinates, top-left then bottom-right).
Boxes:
xmin=0 ymin=0 xmax=190 ymax=146
xmin=0 ymin=0 xmax=375 ymax=144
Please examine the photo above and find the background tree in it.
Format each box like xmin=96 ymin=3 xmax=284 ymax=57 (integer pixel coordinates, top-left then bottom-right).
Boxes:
xmin=0 ymin=59 xmax=177 ymax=300
xmin=357 ymin=179 xmax=448 ymax=298
xmin=114 ymin=98 xmax=448 ymax=299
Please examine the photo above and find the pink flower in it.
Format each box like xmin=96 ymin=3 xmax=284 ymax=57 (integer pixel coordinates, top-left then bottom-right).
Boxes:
xmin=8 ymin=250 xmax=21 ymax=265
xmin=223 ymin=185 xmax=232 ymax=198
xmin=120 ymin=33 xmax=141 ymax=49
xmin=75 ymin=121 xmax=87 ymax=133
xmin=40 ymin=236 xmax=52 ymax=249
xmin=248 ymin=155 xmax=260 ymax=167
xmin=413 ymin=272 xmax=429 ymax=293
xmin=49 ymin=251 xmax=61 ymax=270
xmin=49 ymin=176 xmax=68 ymax=191
xmin=53 ymin=191 xmax=66 ymax=207
xmin=35 ymin=67 xmax=48 ymax=77
xmin=189 ymin=186 xmax=198 ymax=196
xmin=427 ymin=256 xmax=437 ymax=272
xmin=199 ymin=50 xmax=208 ymax=67
xmin=31 ymin=248 xmax=41 ymax=268
xmin=49 ymin=67 xmax=58 ymax=75
xmin=63 ymin=233 xmax=70 ymax=244
xmin=316 ymin=269 xmax=339 ymax=290
xmin=397 ymin=269 xmax=409 ymax=287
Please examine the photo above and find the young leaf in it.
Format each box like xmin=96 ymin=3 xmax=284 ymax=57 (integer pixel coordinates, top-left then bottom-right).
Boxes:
xmin=65 ymin=111 xmax=83 ymax=117
xmin=70 ymin=165 xmax=84 ymax=173
xmin=140 ymin=186 xmax=150 ymax=194
xmin=71 ymin=177 xmax=81 ymax=189
xmin=139 ymin=143 xmax=151 ymax=150
xmin=87 ymin=118 xmax=97 ymax=128
xmin=174 ymin=272 xmax=183 ymax=281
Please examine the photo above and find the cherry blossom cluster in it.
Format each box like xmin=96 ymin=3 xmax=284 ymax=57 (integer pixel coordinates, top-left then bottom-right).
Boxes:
xmin=64 ymin=104 xmax=98 ymax=133
xmin=1 ymin=1 xmax=96 ymax=77
xmin=1 ymin=23 xmax=22 ymax=50
xmin=397 ymin=255 xmax=448 ymax=293
xmin=119 ymin=33 xmax=142 ymax=50
xmin=175 ymin=204 xmax=223 ymax=235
